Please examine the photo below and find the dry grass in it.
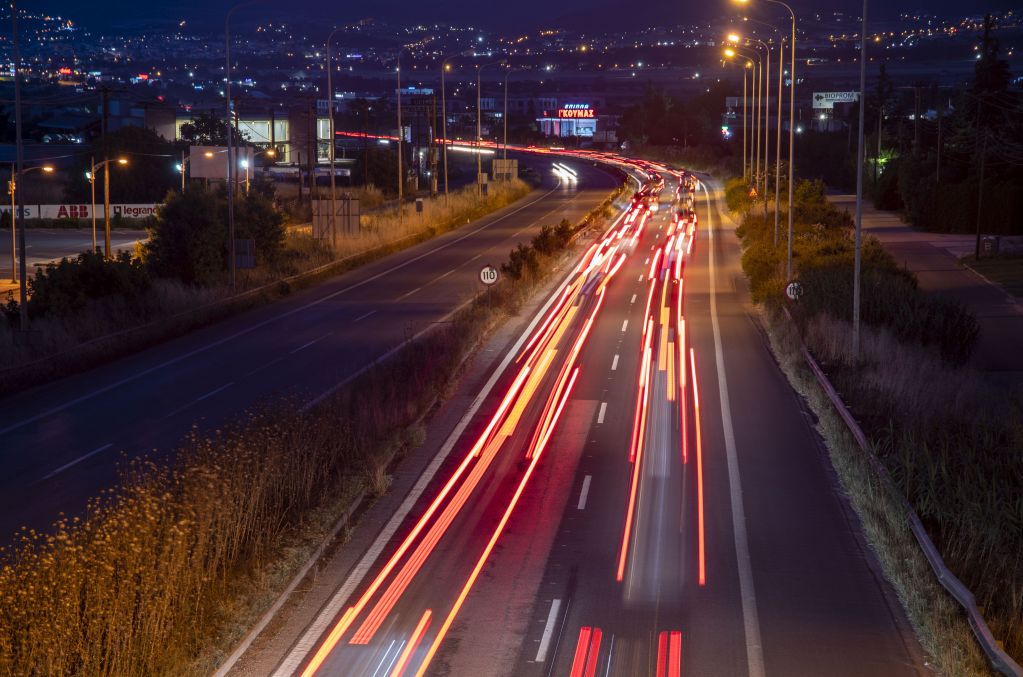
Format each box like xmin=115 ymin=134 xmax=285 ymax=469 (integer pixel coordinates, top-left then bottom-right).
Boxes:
xmin=759 ymin=306 xmax=993 ymax=676
xmin=0 ymin=183 xmax=622 ymax=677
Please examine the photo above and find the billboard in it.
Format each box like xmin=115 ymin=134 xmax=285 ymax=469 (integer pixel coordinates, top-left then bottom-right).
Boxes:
xmin=0 ymin=204 xmax=160 ymax=219
xmin=812 ymin=91 xmax=859 ymax=109
xmin=557 ymin=103 xmax=595 ymax=119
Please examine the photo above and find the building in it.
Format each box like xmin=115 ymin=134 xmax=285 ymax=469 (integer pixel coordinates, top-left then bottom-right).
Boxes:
xmin=537 ymin=102 xmax=599 ymax=138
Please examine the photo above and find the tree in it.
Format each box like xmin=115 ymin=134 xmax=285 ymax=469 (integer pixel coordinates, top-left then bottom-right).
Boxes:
xmin=143 ymin=189 xmax=227 ymax=285
xmin=178 ymin=111 xmax=240 ymax=146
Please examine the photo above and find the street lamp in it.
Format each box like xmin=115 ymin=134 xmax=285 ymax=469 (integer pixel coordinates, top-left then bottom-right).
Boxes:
xmin=738 ymin=0 xmax=798 ymax=280
xmin=503 ymin=65 xmax=519 ymax=160
xmin=723 ymin=51 xmax=751 ymax=183
xmin=326 ymin=27 xmax=343 ymax=247
xmin=440 ymin=58 xmax=456 ymax=205
xmin=7 ymin=164 xmax=53 ymax=283
xmin=726 ymin=46 xmax=762 ymax=194
xmin=87 ymin=156 xmax=127 ymax=256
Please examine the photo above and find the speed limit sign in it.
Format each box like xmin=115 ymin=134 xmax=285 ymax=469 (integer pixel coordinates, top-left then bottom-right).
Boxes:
xmin=479 ymin=265 xmax=499 ymax=286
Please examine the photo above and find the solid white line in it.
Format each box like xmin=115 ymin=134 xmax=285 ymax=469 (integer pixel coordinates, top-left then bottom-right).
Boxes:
xmin=621 ymin=320 xmax=628 ymax=332
xmin=597 ymin=402 xmax=607 ymax=424
xmin=577 ymin=475 xmax=592 ymax=510
xmin=195 ymin=382 xmax=233 ymax=402
xmin=611 ymin=354 xmax=619 ymax=371
xmin=704 ymin=181 xmax=765 ymax=677
xmin=0 ymin=185 xmax=565 ymax=438
xmin=40 ymin=443 xmax=112 ymax=481
xmin=535 ymin=598 xmax=563 ymax=662
xmin=604 ymin=633 xmax=615 ymax=677
xmin=354 ymin=309 xmax=377 ymax=323
xmin=630 ymin=294 xmax=637 ymax=304
xmin=382 ymin=640 xmax=405 ymax=677
xmin=275 ymin=259 xmax=586 ymax=676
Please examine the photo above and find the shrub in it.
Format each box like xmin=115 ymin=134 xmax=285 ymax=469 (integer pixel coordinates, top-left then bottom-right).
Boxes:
xmin=26 ymin=250 xmax=151 ymax=320
xmin=143 ymin=189 xmax=227 ymax=286
xmin=724 ymin=177 xmax=752 ymax=213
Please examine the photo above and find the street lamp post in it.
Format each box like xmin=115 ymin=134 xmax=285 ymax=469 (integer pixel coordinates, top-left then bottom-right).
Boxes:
xmin=7 ymin=163 xmax=15 ymax=283
xmin=852 ymin=0 xmax=868 ymax=356
xmin=326 ymin=27 xmax=343 ymax=247
xmin=89 ymin=157 xmax=128 ymax=258
xmin=7 ymin=164 xmax=53 ymax=289
xmin=440 ymin=58 xmax=455 ymax=205
xmin=476 ymin=60 xmax=505 ymax=198
xmin=775 ymin=37 xmax=784 ymax=248
xmin=751 ymin=38 xmax=771 ymax=208
xmin=503 ymin=66 xmax=517 ymax=160
xmin=725 ymin=46 xmax=762 ymax=193
xmin=396 ymin=54 xmax=404 ymax=223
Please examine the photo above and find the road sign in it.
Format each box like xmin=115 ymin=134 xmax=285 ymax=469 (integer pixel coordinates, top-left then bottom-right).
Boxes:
xmin=785 ymin=280 xmax=803 ymax=302
xmin=479 ymin=265 xmax=499 ymax=286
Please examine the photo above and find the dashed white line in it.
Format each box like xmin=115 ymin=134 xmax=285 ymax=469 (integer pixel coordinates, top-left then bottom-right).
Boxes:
xmin=643 ymin=257 xmax=649 ymax=265
xmin=535 ymin=599 xmax=563 ymax=662
xmin=611 ymin=354 xmax=620 ymax=371
xmin=354 ymin=309 xmax=377 ymax=323
xmin=41 ymin=443 xmax=113 ymax=481
xmin=630 ymin=294 xmax=637 ymax=304
xmin=395 ymin=286 xmax=422 ymax=301
xmin=621 ymin=319 xmax=629 ymax=332
xmin=577 ymin=475 xmax=592 ymax=510
xmin=638 ymin=274 xmax=644 ymax=282
xmin=196 ymin=382 xmax=234 ymax=402
xmin=290 ymin=337 xmax=322 ymax=354
xmin=597 ymin=401 xmax=608 ymax=424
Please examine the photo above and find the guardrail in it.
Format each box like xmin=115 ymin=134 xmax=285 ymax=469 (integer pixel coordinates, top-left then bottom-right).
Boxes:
xmin=784 ymin=308 xmax=1022 ymax=677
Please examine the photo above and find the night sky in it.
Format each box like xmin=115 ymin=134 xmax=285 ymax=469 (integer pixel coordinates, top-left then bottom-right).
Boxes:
xmin=32 ymin=0 xmax=1022 ymax=32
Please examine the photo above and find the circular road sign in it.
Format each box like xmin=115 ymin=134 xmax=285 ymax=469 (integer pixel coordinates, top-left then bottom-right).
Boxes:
xmin=785 ymin=280 xmax=803 ymax=302
xmin=479 ymin=264 xmax=499 ymax=286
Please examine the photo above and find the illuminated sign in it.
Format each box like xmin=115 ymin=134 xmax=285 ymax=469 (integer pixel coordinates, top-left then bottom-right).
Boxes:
xmin=58 ymin=67 xmax=72 ymax=75
xmin=558 ymin=103 xmax=595 ymax=119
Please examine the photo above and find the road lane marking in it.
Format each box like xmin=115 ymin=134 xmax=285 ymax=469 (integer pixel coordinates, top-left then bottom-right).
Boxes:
xmin=704 ymin=180 xmax=765 ymax=677
xmin=630 ymin=294 xmax=637 ymax=304
xmin=577 ymin=476 xmax=592 ymax=510
xmin=196 ymin=382 xmax=233 ymax=402
xmin=396 ymin=286 xmax=422 ymax=301
xmin=604 ymin=634 xmax=615 ymax=677
xmin=611 ymin=354 xmax=619 ymax=371
xmin=643 ymin=257 xmax=649 ymax=265
xmin=369 ymin=640 xmax=398 ymax=677
xmin=535 ymin=599 xmax=562 ymax=661
xmin=0 ymin=183 xmax=569 ymax=439
xmin=290 ymin=337 xmax=322 ymax=354
xmin=354 ymin=310 xmax=377 ymax=322
xmin=40 ymin=443 xmax=113 ymax=481
xmin=597 ymin=402 xmax=607 ymax=424
xmin=621 ymin=320 xmax=628 ymax=333
xmin=638 ymin=274 xmax=644 ymax=282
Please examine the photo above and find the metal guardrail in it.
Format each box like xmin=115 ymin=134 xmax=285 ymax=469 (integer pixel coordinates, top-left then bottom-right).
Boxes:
xmin=785 ymin=309 xmax=1023 ymax=677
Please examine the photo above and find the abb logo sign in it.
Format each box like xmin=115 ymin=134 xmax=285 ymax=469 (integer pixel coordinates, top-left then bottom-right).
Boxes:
xmin=57 ymin=205 xmax=91 ymax=218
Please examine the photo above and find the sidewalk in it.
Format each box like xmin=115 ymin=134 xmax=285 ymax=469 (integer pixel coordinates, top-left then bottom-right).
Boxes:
xmin=829 ymin=194 xmax=1023 ymax=383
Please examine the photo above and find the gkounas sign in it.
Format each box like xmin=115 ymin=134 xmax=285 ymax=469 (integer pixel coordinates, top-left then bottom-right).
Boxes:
xmin=558 ymin=103 xmax=596 ymax=119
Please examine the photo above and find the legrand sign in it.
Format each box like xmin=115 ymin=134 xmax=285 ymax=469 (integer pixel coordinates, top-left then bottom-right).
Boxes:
xmin=812 ymin=91 xmax=859 ymax=109
xmin=0 ymin=204 xmax=161 ymax=219
xmin=558 ymin=103 xmax=596 ymax=119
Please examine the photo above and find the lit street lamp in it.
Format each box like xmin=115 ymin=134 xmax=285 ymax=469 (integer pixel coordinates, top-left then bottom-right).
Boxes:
xmin=326 ymin=27 xmax=343 ymax=246
xmin=7 ymin=163 xmax=53 ymax=283
xmin=476 ymin=60 xmax=505 ymax=197
xmin=738 ymin=0 xmax=798 ymax=280
xmin=725 ymin=46 xmax=762 ymax=194
xmin=723 ymin=50 xmax=752 ymax=182
xmin=440 ymin=57 xmax=456 ymax=205
xmin=87 ymin=156 xmax=128 ymax=256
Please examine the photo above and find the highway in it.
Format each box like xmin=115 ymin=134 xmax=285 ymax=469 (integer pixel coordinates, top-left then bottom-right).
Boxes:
xmin=259 ymin=162 xmax=929 ymax=676
xmin=0 ymin=227 xmax=146 ymax=282
xmin=0 ymin=154 xmax=618 ymax=541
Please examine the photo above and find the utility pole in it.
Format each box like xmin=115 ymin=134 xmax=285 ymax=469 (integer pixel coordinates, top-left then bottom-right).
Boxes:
xmin=974 ymin=132 xmax=987 ymax=261
xmin=397 ymin=56 xmax=403 ymax=224
xmin=326 ymin=28 xmax=342 ymax=247
xmin=102 ymin=86 xmax=111 ymax=259
xmin=936 ymin=99 xmax=943 ymax=184
xmin=8 ymin=163 xmax=15 ymax=283
xmin=12 ymin=0 xmax=28 ymax=329
xmin=852 ymin=0 xmax=868 ymax=356
xmin=775 ymin=38 xmax=783 ymax=248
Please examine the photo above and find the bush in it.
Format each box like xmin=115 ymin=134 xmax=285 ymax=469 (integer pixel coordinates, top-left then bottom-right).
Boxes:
xmin=143 ymin=189 xmax=227 ymax=286
xmin=26 ymin=250 xmax=151 ymax=320
xmin=724 ymin=177 xmax=752 ymax=213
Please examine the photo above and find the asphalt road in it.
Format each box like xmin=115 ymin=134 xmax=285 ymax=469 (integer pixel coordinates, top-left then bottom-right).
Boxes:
xmin=0 ymin=228 xmax=147 ymax=281
xmin=260 ymin=165 xmax=929 ymax=677
xmin=0 ymin=154 xmax=617 ymax=541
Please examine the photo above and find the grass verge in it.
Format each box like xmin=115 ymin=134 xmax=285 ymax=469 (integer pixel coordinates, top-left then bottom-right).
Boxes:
xmin=961 ymin=255 xmax=1023 ymax=298
xmin=0 ymin=181 xmax=625 ymax=676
